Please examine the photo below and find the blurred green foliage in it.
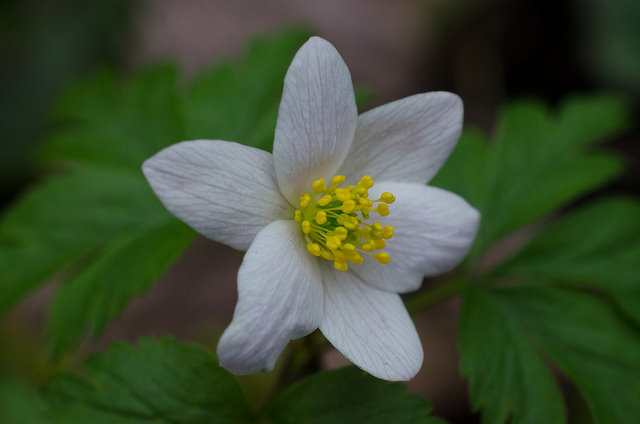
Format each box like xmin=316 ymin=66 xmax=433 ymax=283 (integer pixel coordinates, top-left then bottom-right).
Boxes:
xmin=0 ymin=378 xmax=48 ymax=424
xmin=0 ymin=29 xmax=312 ymax=358
xmin=431 ymin=97 xmax=639 ymax=424
xmin=42 ymin=337 xmax=444 ymax=424
xmin=268 ymin=367 xmax=444 ymax=424
xmin=44 ymin=337 xmax=255 ymax=423
xmin=432 ymin=96 xmax=628 ymax=261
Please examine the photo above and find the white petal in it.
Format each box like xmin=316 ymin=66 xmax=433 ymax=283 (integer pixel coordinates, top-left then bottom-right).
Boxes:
xmin=339 ymin=92 xmax=463 ymax=184
xmin=351 ymin=254 xmax=424 ymax=294
xmin=319 ymin=263 xmax=423 ymax=381
xmin=273 ymin=37 xmax=358 ymax=203
xmin=217 ymin=220 xmax=323 ymax=374
xmin=371 ymin=182 xmax=480 ymax=276
xmin=142 ymin=140 xmax=290 ymax=251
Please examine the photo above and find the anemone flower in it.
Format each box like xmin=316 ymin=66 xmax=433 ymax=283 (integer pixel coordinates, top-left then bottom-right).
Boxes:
xmin=142 ymin=36 xmax=479 ymax=381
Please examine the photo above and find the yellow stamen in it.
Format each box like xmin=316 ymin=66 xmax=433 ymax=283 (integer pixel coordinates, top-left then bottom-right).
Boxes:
xmin=301 ymin=220 xmax=311 ymax=234
xmin=375 ymin=203 xmax=390 ymax=216
xmin=294 ymin=174 xmax=395 ymax=270
xmin=315 ymin=210 xmax=327 ymax=224
xmin=312 ymin=179 xmax=327 ymax=194
xmin=380 ymin=192 xmax=396 ymax=204
xmin=374 ymin=252 xmax=391 ymax=264
xmin=331 ymin=175 xmax=346 ymax=186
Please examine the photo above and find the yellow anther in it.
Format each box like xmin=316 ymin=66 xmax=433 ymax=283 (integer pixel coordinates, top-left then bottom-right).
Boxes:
xmin=375 ymin=239 xmax=386 ymax=250
xmin=380 ymin=192 xmax=396 ymax=204
xmin=342 ymin=243 xmax=357 ymax=253
xmin=372 ymin=222 xmax=383 ymax=231
xmin=307 ymin=243 xmax=322 ymax=256
xmin=294 ymin=210 xmax=302 ymax=222
xmin=334 ymin=250 xmax=346 ymax=259
xmin=302 ymin=220 xmax=311 ymax=234
xmin=353 ymin=187 xmax=367 ymax=196
xmin=362 ymin=241 xmax=376 ymax=251
xmin=348 ymin=254 xmax=363 ymax=264
xmin=321 ymin=250 xmax=335 ymax=260
xmin=358 ymin=197 xmax=373 ymax=207
xmin=331 ymin=175 xmax=346 ymax=186
xmin=358 ymin=175 xmax=374 ymax=189
xmin=335 ymin=226 xmax=348 ymax=235
xmin=334 ymin=260 xmax=349 ymax=271
xmin=317 ymin=194 xmax=333 ymax=206
xmin=341 ymin=199 xmax=356 ymax=213
xmin=341 ymin=215 xmax=358 ymax=230
xmin=326 ymin=236 xmax=342 ymax=250
xmin=382 ymin=225 xmax=394 ymax=239
xmin=315 ymin=210 xmax=327 ymax=224
xmin=335 ymin=188 xmax=351 ymax=202
xmin=312 ymin=179 xmax=327 ymax=194
xmin=374 ymin=252 xmax=391 ymax=264
xmin=299 ymin=193 xmax=311 ymax=208
xmin=375 ymin=203 xmax=390 ymax=216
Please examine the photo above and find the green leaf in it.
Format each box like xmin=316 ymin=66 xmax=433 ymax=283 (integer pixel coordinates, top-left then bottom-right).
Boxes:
xmin=39 ymin=65 xmax=184 ymax=171
xmin=429 ymin=128 xmax=487 ymax=210
xmin=461 ymin=285 xmax=640 ymax=424
xmin=459 ymin=287 xmax=566 ymax=424
xmin=267 ymin=367 xmax=445 ymax=424
xmin=493 ymin=197 xmax=640 ymax=324
xmin=43 ymin=337 xmax=254 ymax=424
xmin=0 ymin=168 xmax=174 ymax=315
xmin=182 ymin=28 xmax=311 ymax=152
xmin=432 ymin=95 xmax=628 ymax=259
xmin=0 ymin=377 xmax=48 ymax=424
xmin=499 ymin=286 xmax=640 ymax=424
xmin=47 ymin=219 xmax=194 ymax=357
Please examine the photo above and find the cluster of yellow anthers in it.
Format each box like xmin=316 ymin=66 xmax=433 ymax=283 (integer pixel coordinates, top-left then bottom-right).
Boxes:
xmin=294 ymin=174 xmax=395 ymax=271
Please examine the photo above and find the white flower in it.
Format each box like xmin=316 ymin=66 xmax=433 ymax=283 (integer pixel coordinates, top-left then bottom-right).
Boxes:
xmin=142 ymin=37 xmax=479 ymax=381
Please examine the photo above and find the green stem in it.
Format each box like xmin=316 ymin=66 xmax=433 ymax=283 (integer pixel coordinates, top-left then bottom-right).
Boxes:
xmin=405 ymin=274 xmax=466 ymax=314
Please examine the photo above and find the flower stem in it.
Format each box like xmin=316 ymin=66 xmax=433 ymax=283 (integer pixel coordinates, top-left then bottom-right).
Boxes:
xmin=405 ymin=274 xmax=466 ymax=314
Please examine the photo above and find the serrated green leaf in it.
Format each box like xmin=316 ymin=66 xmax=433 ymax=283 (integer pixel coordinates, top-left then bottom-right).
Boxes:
xmin=462 ymin=285 xmax=640 ymax=424
xmin=432 ymin=96 xmax=628 ymax=260
xmin=43 ymin=337 xmax=254 ymax=424
xmin=47 ymin=220 xmax=195 ymax=357
xmin=493 ymin=197 xmax=640 ymax=324
xmin=479 ymin=98 xmax=625 ymax=253
xmin=459 ymin=286 xmax=566 ymax=424
xmin=267 ymin=367 xmax=445 ymax=424
xmin=39 ymin=65 xmax=184 ymax=171
xmin=0 ymin=168 xmax=171 ymax=315
xmin=494 ymin=286 xmax=640 ymax=424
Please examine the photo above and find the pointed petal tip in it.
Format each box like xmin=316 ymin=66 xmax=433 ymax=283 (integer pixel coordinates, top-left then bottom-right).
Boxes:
xmin=320 ymin=266 xmax=424 ymax=382
xmin=363 ymin=351 xmax=424 ymax=382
